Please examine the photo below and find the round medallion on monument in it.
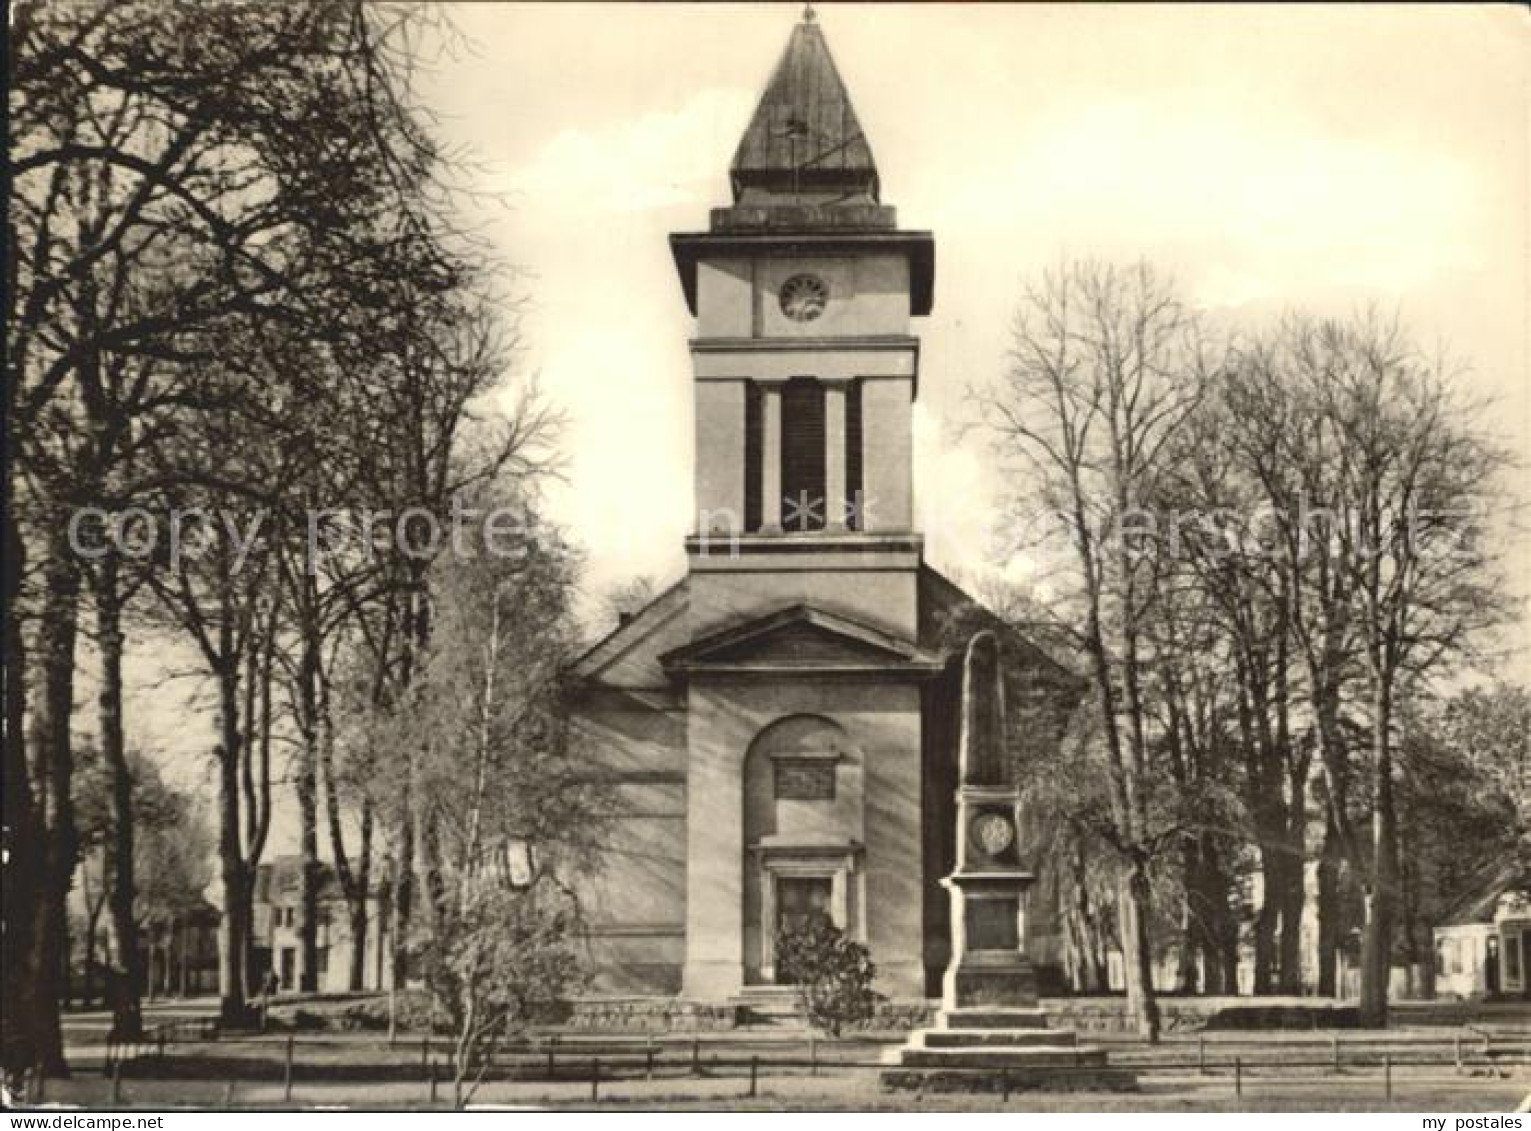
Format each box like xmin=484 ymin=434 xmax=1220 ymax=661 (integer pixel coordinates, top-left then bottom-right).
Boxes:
xmin=779 ymin=274 xmax=828 ymax=321
xmin=971 ymin=811 xmax=1015 ymax=858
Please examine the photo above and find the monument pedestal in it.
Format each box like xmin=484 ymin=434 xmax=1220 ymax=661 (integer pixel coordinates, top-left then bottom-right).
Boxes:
xmin=880 ymin=632 xmax=1134 ymax=1093
xmin=880 ymin=1005 xmax=1137 ymax=1092
xmin=882 ymin=916 xmax=1134 ymax=1092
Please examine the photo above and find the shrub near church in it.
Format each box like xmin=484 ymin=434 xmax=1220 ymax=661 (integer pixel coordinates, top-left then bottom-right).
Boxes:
xmin=776 ymin=917 xmax=881 ymax=1037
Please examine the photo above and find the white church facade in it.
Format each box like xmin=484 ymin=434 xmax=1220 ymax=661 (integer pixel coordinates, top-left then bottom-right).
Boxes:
xmin=568 ymin=12 xmax=1078 ymax=1004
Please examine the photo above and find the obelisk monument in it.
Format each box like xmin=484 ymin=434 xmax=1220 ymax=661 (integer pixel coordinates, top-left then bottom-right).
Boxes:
xmin=941 ymin=629 xmax=1038 ymax=1008
xmin=882 ymin=630 xmax=1133 ymax=1092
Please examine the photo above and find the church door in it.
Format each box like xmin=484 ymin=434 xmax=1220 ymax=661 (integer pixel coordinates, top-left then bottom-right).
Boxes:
xmin=775 ymin=876 xmax=832 ymax=984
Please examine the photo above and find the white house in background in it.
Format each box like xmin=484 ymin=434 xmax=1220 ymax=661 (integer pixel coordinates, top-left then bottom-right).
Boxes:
xmin=1433 ymin=857 xmax=1531 ymax=1000
xmin=250 ymin=855 xmax=391 ymax=994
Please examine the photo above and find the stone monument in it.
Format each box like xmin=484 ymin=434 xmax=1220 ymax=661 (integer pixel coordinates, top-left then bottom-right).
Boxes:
xmin=882 ymin=631 xmax=1134 ymax=1092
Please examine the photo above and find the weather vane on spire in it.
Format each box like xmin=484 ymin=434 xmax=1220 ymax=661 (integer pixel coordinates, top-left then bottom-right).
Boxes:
xmin=803 ymin=3 xmax=817 ymax=24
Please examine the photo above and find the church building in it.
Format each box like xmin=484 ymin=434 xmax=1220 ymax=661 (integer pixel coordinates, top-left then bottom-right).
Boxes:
xmin=570 ymin=11 xmax=1077 ymax=1004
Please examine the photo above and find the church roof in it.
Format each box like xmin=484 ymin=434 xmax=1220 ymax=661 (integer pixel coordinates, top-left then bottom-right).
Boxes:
xmin=729 ymin=10 xmax=880 ymax=205
xmin=1439 ymin=850 xmax=1531 ymax=926
xmin=570 ymin=566 xmax=1083 ymax=692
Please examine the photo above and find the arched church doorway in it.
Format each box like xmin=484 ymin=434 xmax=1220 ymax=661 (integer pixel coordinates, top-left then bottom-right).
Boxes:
xmin=741 ymin=714 xmax=866 ymax=984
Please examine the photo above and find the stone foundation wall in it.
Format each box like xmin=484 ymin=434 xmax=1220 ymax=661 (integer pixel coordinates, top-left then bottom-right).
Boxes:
xmin=1042 ymin=996 xmax=1358 ymax=1034
xmin=564 ymin=997 xmax=736 ymax=1032
xmin=561 ymin=994 xmax=1361 ymax=1034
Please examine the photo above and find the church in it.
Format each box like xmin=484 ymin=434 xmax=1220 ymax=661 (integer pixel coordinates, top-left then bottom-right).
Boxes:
xmin=569 ymin=10 xmax=1078 ymax=1004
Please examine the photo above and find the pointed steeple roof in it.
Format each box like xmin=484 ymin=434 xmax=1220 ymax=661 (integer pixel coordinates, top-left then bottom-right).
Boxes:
xmin=729 ymin=11 xmax=879 ymax=206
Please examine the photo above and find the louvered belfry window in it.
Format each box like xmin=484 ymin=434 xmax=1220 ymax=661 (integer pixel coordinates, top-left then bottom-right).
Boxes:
xmin=846 ymin=379 xmax=863 ymax=531
xmin=744 ymin=382 xmax=763 ymax=533
xmin=743 ymin=377 xmax=862 ymax=533
xmin=781 ymin=377 xmax=826 ymax=531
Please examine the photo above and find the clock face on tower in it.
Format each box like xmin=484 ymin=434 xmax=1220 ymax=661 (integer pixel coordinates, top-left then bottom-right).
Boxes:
xmin=971 ymin=812 xmax=1015 ymax=858
xmin=779 ymin=274 xmax=828 ymax=322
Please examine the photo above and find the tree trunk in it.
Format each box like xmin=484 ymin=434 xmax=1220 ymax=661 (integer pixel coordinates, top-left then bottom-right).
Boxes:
xmin=96 ymin=554 xmax=144 ymax=1038
xmin=28 ymin=532 xmax=83 ymax=1074
xmin=1 ymin=497 xmax=42 ymax=1080
xmin=1235 ymin=651 xmax=1284 ymax=996
xmin=386 ymin=577 xmax=429 ymax=1034
xmin=241 ymin=863 xmax=263 ymax=1002
xmin=296 ymin=630 xmax=321 ymax=994
xmin=241 ymin=600 xmax=277 ymax=1001
xmin=347 ymin=902 xmax=369 ymax=992
xmin=1177 ymin=838 xmax=1201 ymax=995
xmin=60 ymin=917 xmax=73 ymax=1011
xmin=1197 ymin=834 xmax=1239 ymax=996
xmin=1121 ymin=862 xmax=1161 ymax=1041
xmin=1253 ymin=849 xmax=1280 ymax=995
xmin=388 ymin=812 xmax=414 ymax=1031
xmin=215 ymin=658 xmax=250 ymax=1026
xmin=1277 ymin=761 xmax=1309 ymax=995
xmin=1316 ymin=812 xmax=1344 ymax=997
xmin=83 ymin=899 xmax=103 ymax=1010
xmin=345 ymin=801 xmax=373 ymax=992
xmin=1359 ymin=676 xmax=1398 ymax=1027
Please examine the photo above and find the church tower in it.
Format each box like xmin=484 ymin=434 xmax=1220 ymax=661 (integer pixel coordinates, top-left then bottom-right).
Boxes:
xmin=663 ymin=9 xmax=938 ymax=999
xmin=570 ymin=10 xmax=1078 ymax=1008
xmin=670 ymin=7 xmax=934 ymax=641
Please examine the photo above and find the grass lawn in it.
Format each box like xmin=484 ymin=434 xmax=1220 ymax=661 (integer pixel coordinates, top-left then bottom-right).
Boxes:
xmin=29 ymin=1063 xmax=1530 ymax=1112
xmin=41 ymin=1012 xmax=1531 ymax=1113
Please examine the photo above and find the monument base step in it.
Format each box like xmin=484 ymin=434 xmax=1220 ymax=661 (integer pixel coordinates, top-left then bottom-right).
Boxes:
xmin=937 ymin=1007 xmax=1049 ymax=1029
xmin=880 ymin=1065 xmax=1138 ymax=1094
xmin=883 ymin=1017 xmax=1136 ymax=1091
xmin=917 ymin=1027 xmax=1076 ymax=1049
xmin=892 ymin=1045 xmax=1107 ymax=1069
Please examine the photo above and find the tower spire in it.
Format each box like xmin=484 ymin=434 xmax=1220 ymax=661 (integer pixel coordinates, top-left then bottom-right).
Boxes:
xmin=729 ymin=9 xmax=878 ymax=206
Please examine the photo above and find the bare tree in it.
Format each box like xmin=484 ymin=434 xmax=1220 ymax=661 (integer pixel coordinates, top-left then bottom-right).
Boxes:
xmin=1224 ymin=313 xmax=1511 ymax=1022
xmin=976 ymin=260 xmax=1215 ymax=1039
xmin=368 ymin=504 xmax=595 ymax=1105
xmin=6 ymin=0 xmax=507 ymax=1062
xmin=1160 ymin=382 xmax=1313 ymax=994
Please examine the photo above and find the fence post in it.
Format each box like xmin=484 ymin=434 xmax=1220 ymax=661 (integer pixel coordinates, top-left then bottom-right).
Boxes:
xmin=748 ymin=1055 xmax=758 ymax=1099
xmin=1234 ymin=1056 xmax=1242 ymax=1101
xmin=547 ymin=1035 xmax=557 ymax=1079
xmin=284 ymin=1035 xmax=295 ymax=1102
xmin=810 ymin=1034 xmax=818 ymax=1077
xmin=590 ymin=1058 xmax=600 ymax=1103
xmin=1198 ymin=1034 xmax=1206 ymax=1076
xmin=428 ymin=1058 xmax=438 ymax=1105
xmin=1001 ymin=1067 xmax=1011 ymax=1103
xmin=110 ymin=1059 xmax=122 ymax=1105
xmin=646 ymin=1035 xmax=655 ymax=1081
xmin=692 ymin=1036 xmax=701 ymax=1077
xmin=1384 ymin=1052 xmax=1392 ymax=1102
xmin=421 ymin=1035 xmax=429 ymax=1073
xmin=1455 ymin=1033 xmax=1463 ymax=1075
xmin=157 ymin=1029 xmax=167 ymax=1066
xmin=223 ymin=1079 xmax=235 ymax=1107
xmin=1332 ymin=1033 xmax=1341 ymax=1074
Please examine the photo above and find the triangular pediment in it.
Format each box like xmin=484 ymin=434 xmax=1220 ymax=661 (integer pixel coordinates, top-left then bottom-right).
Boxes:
xmin=661 ymin=604 xmax=941 ymax=675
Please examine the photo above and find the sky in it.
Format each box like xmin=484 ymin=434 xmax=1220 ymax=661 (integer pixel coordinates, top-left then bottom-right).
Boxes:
xmin=120 ymin=2 xmax=1530 ymax=844
xmin=419 ymin=1 xmax=1529 ymax=634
